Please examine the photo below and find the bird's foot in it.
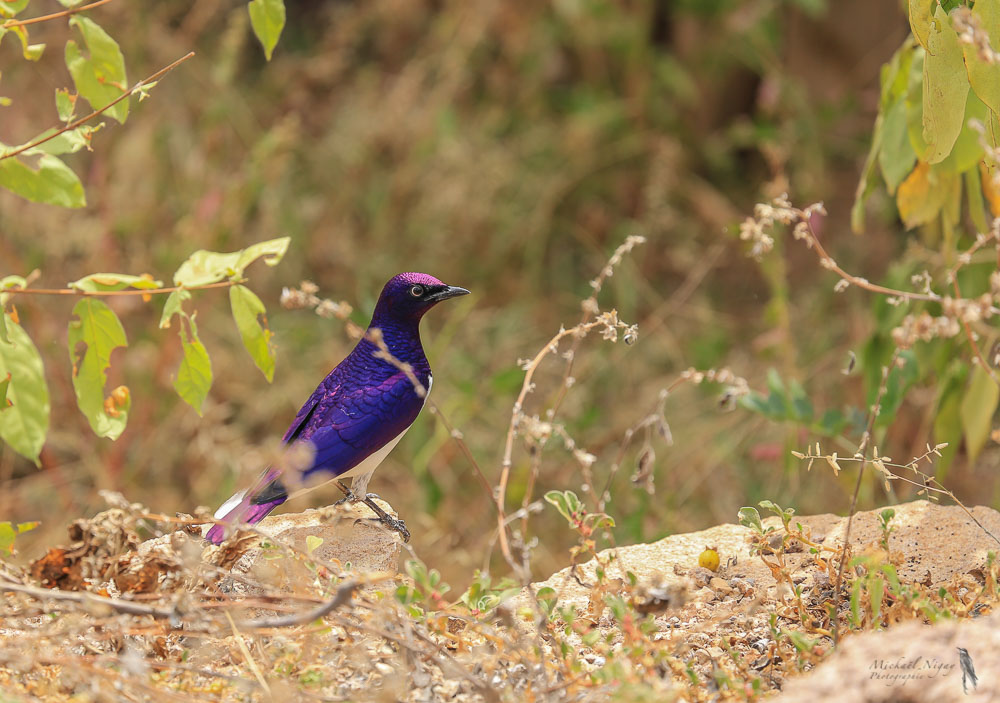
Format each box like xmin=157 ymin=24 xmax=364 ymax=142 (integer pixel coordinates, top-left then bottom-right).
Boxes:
xmin=336 ymin=481 xmax=409 ymax=542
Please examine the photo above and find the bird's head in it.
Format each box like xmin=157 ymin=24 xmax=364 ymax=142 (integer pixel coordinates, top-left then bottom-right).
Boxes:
xmin=372 ymin=272 xmax=470 ymax=322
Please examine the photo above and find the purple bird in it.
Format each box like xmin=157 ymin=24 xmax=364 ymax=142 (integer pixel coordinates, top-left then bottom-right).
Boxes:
xmin=206 ymin=273 xmax=469 ymax=545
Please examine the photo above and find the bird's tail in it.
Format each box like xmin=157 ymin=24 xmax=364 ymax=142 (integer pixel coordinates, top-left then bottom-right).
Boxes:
xmin=206 ymin=469 xmax=288 ymax=545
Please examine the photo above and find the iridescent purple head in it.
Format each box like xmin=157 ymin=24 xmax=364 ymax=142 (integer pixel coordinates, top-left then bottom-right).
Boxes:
xmin=372 ymin=273 xmax=470 ymax=323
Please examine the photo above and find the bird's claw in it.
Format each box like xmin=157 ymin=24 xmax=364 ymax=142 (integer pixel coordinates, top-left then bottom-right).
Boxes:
xmin=352 ymin=515 xmax=410 ymax=542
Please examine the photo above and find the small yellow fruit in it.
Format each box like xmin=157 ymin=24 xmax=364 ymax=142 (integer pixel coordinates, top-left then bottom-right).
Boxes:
xmin=698 ymin=547 xmax=720 ymax=572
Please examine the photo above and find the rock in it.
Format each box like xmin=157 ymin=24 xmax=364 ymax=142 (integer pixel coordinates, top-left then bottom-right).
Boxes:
xmin=202 ymin=499 xmax=404 ymax=597
xmin=528 ymin=500 xmax=1000 ymax=616
xmin=774 ymin=614 xmax=1000 ymax=703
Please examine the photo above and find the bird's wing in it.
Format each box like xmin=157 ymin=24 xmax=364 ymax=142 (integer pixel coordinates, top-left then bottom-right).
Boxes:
xmin=282 ymin=386 xmax=328 ymax=443
xmin=295 ymin=371 xmax=425 ymax=478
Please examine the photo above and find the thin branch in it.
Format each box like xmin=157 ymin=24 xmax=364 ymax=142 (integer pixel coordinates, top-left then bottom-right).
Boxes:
xmin=0 ymin=51 xmax=195 ymax=163
xmin=3 ymin=278 xmax=238 ymax=298
xmin=832 ymin=349 xmax=898 ymax=643
xmin=1 ymin=0 xmax=114 ymax=28
xmin=0 ymin=579 xmax=176 ymax=619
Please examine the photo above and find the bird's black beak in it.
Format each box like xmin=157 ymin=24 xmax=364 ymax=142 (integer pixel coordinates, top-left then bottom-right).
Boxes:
xmin=426 ymin=285 xmax=470 ymax=302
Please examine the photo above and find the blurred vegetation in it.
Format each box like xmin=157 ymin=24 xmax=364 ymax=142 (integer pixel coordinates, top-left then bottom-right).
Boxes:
xmin=3 ymin=0 xmax=999 ymax=586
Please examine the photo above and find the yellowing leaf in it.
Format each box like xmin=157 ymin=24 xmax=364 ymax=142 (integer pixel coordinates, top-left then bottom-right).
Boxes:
xmin=922 ymin=6 xmax=970 ymax=164
xmin=896 ymin=160 xmax=954 ymax=229
xmin=960 ymin=363 xmax=1000 ymax=463
xmin=173 ymin=237 xmax=290 ymax=287
xmin=248 ymin=0 xmax=286 ymax=61
xmin=65 ymin=16 xmax=128 ymax=124
xmin=0 ymin=153 xmax=85 ymax=208
xmin=0 ymin=315 xmax=50 ymax=465
xmin=69 ymin=272 xmax=162 ymax=293
xmin=963 ymin=0 xmax=1000 ymax=116
xmin=174 ymin=316 xmax=212 ymax=415
xmin=908 ymin=0 xmax=933 ymax=51
xmin=982 ymin=161 xmax=1000 ymax=217
xmin=67 ymin=299 xmax=129 ymax=439
xmin=230 ymin=285 xmax=276 ymax=382
xmin=305 ymin=535 xmax=323 ymax=555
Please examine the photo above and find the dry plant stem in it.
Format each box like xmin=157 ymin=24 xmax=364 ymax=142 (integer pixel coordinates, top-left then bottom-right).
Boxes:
xmin=832 ymin=349 xmax=898 ymax=644
xmin=4 ymin=279 xmax=239 ymax=298
xmin=1 ymin=0 xmax=114 ymax=28
xmin=497 ymin=319 xmax=605 ymax=569
xmin=0 ymin=51 xmax=196 ymax=163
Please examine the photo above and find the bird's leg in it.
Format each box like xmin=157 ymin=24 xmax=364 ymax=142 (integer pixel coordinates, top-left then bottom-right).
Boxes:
xmin=334 ymin=481 xmax=410 ymax=542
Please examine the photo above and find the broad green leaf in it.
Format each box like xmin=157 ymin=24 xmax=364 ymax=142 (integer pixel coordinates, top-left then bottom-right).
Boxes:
xmin=0 ymin=275 xmax=26 ymax=309
xmin=905 ymin=48 xmax=928 ymax=159
xmin=0 ymin=371 xmax=8 ymax=408
xmin=159 ymin=289 xmax=191 ymax=329
xmin=908 ymin=0 xmax=933 ymax=51
xmin=962 ymin=0 xmax=1000 ymax=115
xmin=0 ymin=153 xmax=85 ymax=208
xmin=933 ymin=361 xmax=967 ymax=477
xmin=4 ymin=25 xmax=44 ymax=61
xmin=0 ymin=310 xmax=7 ymax=345
xmin=922 ymin=6 xmax=969 ymax=164
xmin=27 ymin=124 xmax=103 ymax=157
xmin=938 ymin=91 xmax=987 ymax=174
xmin=960 ymin=363 xmax=999 ymax=463
xmin=878 ymin=98 xmax=916 ymax=194
xmin=55 ymin=89 xmax=76 ymax=123
xmin=230 ymin=285 xmax=276 ymax=382
xmin=67 ymin=299 xmax=129 ymax=439
xmin=0 ymin=316 xmax=50 ymax=465
xmin=248 ymin=0 xmax=286 ymax=61
xmin=172 ymin=236 xmax=290 ymax=287
xmin=174 ymin=316 xmax=212 ymax=415
xmin=65 ymin=17 xmax=128 ymax=124
xmin=966 ymin=167 xmax=989 ymax=235
xmin=69 ymin=272 xmax=162 ymax=293
xmin=0 ymin=1 xmax=30 ymax=15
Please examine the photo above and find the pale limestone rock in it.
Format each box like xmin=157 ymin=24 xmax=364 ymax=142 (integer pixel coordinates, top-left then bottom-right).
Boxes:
xmin=774 ymin=614 xmax=1000 ymax=703
xmin=202 ymin=498 xmax=403 ymax=597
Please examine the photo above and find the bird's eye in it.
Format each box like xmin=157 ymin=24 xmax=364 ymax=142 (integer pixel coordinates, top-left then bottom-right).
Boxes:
xmin=410 ymin=285 xmax=424 ymax=298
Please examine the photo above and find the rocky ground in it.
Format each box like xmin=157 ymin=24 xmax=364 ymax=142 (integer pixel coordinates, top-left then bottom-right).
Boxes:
xmin=0 ymin=497 xmax=997 ymax=701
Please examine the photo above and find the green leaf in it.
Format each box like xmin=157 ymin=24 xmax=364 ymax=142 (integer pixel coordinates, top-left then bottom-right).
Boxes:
xmin=960 ymin=363 xmax=999 ymax=463
xmin=230 ymin=285 xmax=276 ymax=382
xmin=908 ymin=0 xmax=934 ymax=51
xmin=69 ymin=272 xmax=162 ymax=293
xmin=174 ymin=316 xmax=212 ymax=415
xmin=159 ymin=289 xmax=192 ymax=329
xmin=172 ymin=237 xmax=291 ymax=287
xmin=55 ymin=88 xmax=76 ymax=123
xmin=0 ymin=1 xmax=30 ymax=14
xmin=0 ymin=372 xmax=9 ymax=409
xmin=962 ymin=0 xmax=1000 ymax=116
xmin=248 ymin=0 xmax=286 ymax=61
xmin=922 ymin=6 xmax=970 ymax=164
xmin=938 ymin=90 xmax=987 ymax=174
xmin=0 ymin=316 xmax=50 ymax=465
xmin=967 ymin=166 xmax=990 ymax=235
xmin=852 ymin=111 xmax=883 ymax=233
xmin=67 ymin=299 xmax=129 ymax=440
xmin=933 ymin=361 xmax=967 ymax=477
xmin=65 ymin=16 xmax=128 ymax=124
xmin=26 ymin=125 xmax=103 ymax=157
xmin=878 ymin=98 xmax=917 ymax=194
xmin=305 ymin=535 xmax=323 ymax=555
xmin=0 ymin=520 xmax=38 ymax=555
xmin=738 ymin=507 xmax=763 ymax=533
xmin=0 ymin=153 xmax=85 ymax=208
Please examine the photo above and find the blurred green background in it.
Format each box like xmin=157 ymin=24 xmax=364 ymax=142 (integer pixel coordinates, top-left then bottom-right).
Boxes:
xmin=4 ymin=0 xmax=986 ymax=583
